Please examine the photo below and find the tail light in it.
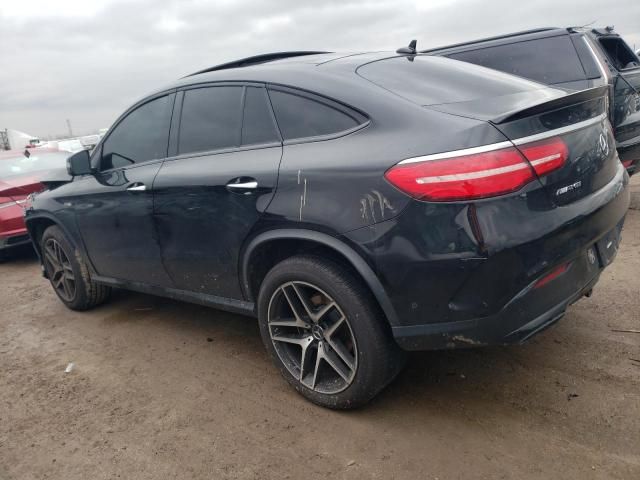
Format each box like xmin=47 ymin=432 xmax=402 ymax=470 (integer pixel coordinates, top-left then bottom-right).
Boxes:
xmin=517 ymin=137 xmax=568 ymax=177
xmin=385 ymin=137 xmax=568 ymax=202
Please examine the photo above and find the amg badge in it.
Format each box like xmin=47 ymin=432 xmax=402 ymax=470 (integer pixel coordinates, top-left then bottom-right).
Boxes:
xmin=556 ymin=180 xmax=582 ymax=196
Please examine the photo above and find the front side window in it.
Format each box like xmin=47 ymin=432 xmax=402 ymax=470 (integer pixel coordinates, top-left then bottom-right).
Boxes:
xmin=101 ymin=94 xmax=173 ymax=170
xmin=268 ymin=89 xmax=365 ymax=141
xmin=178 ymin=86 xmax=243 ymax=155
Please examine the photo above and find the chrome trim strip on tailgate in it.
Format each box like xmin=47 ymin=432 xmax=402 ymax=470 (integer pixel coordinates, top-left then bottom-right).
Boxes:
xmin=398 ymin=141 xmax=513 ymax=164
xmin=398 ymin=113 xmax=607 ymax=165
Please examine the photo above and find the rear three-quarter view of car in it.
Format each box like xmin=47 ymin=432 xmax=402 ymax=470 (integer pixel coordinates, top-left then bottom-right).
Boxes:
xmin=24 ymin=51 xmax=630 ymax=408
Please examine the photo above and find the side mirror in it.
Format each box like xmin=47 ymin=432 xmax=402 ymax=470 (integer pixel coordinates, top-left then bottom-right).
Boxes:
xmin=66 ymin=149 xmax=92 ymax=176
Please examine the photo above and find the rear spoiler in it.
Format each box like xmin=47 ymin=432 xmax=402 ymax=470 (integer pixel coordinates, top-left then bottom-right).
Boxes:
xmin=492 ymin=86 xmax=609 ymax=124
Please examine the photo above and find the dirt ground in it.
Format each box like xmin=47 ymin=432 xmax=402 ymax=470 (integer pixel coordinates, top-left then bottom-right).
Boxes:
xmin=1 ymin=178 xmax=639 ymax=480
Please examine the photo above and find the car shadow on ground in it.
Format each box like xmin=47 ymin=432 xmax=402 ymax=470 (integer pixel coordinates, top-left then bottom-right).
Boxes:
xmin=98 ymin=285 xmax=561 ymax=417
xmin=5 ymin=240 xmax=569 ymax=417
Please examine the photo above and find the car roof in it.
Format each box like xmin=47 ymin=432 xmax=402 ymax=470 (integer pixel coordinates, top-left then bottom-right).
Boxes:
xmin=141 ymin=51 xmax=400 ymax=110
xmin=175 ymin=51 xmax=387 ymax=83
xmin=421 ymin=27 xmax=570 ymax=54
xmin=186 ymin=51 xmax=334 ymax=76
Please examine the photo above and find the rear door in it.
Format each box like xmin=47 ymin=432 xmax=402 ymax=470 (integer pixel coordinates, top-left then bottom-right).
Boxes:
xmin=154 ymin=84 xmax=282 ymax=299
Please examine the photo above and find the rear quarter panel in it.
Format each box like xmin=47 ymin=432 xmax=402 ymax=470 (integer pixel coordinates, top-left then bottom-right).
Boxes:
xmin=265 ymin=104 xmax=510 ymax=234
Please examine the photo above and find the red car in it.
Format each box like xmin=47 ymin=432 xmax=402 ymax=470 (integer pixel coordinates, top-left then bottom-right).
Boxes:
xmin=0 ymin=148 xmax=71 ymax=258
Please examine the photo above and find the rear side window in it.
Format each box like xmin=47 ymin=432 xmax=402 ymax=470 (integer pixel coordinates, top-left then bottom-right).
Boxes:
xmin=447 ymin=36 xmax=587 ymax=84
xmin=178 ymin=86 xmax=243 ymax=155
xmin=268 ymin=89 xmax=365 ymax=141
xmin=598 ymin=37 xmax=640 ymax=70
xmin=101 ymin=94 xmax=173 ymax=170
xmin=241 ymin=87 xmax=280 ymax=146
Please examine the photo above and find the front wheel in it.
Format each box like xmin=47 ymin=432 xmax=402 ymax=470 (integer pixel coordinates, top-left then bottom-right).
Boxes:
xmin=41 ymin=225 xmax=111 ymax=311
xmin=257 ymin=255 xmax=405 ymax=409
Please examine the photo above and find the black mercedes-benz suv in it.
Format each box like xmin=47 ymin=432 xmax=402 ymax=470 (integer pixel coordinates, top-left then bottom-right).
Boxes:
xmin=25 ymin=51 xmax=630 ymax=408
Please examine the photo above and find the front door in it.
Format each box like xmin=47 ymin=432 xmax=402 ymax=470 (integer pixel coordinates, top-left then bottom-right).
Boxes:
xmin=153 ymin=85 xmax=282 ymax=299
xmin=72 ymin=93 xmax=175 ymax=286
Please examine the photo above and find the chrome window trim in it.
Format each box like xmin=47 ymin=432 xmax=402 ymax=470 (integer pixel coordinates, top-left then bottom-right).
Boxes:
xmin=582 ymin=36 xmax=611 ymax=82
xmin=398 ymin=113 xmax=607 ymax=165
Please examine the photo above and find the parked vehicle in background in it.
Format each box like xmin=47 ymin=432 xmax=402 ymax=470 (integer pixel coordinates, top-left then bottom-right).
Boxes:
xmin=25 ymin=50 xmax=629 ymax=408
xmin=0 ymin=149 xmax=71 ymax=258
xmin=0 ymin=128 xmax=40 ymax=151
xmin=424 ymin=27 xmax=640 ymax=176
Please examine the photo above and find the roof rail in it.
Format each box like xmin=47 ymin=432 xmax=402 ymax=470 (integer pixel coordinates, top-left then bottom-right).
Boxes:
xmin=419 ymin=27 xmax=563 ymax=53
xmin=185 ymin=51 xmax=331 ymax=77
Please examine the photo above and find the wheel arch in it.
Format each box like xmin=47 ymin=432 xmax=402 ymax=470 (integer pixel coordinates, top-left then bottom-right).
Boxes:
xmin=25 ymin=214 xmax=80 ymax=265
xmin=240 ymin=229 xmax=399 ymax=326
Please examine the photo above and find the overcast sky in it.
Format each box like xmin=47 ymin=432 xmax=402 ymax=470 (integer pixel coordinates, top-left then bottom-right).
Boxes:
xmin=1 ymin=0 xmax=639 ymax=138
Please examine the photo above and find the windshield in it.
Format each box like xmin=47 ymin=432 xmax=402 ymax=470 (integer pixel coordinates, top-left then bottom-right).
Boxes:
xmin=0 ymin=151 xmax=70 ymax=180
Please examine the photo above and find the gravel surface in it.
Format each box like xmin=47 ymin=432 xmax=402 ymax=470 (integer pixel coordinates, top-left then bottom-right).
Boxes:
xmin=1 ymin=176 xmax=639 ymax=480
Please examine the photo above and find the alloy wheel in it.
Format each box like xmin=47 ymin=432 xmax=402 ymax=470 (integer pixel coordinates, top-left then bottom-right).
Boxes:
xmin=43 ymin=238 xmax=76 ymax=302
xmin=267 ymin=281 xmax=358 ymax=394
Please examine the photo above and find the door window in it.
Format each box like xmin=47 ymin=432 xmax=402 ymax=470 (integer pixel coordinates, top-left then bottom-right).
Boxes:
xmin=101 ymin=94 xmax=173 ymax=170
xmin=268 ymin=89 xmax=366 ymax=141
xmin=447 ymin=36 xmax=588 ymax=84
xmin=241 ymin=87 xmax=280 ymax=146
xmin=178 ymin=86 xmax=243 ymax=155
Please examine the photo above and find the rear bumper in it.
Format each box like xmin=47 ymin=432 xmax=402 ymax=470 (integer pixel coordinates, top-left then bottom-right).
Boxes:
xmin=0 ymin=202 xmax=30 ymax=250
xmin=622 ymin=159 xmax=638 ymax=176
xmin=393 ymin=264 xmax=601 ymax=351
xmin=618 ymin=142 xmax=639 ymax=176
xmin=392 ymin=215 xmax=625 ymax=350
xmin=0 ymin=232 xmax=31 ymax=250
xmin=374 ymin=164 xmax=630 ymax=351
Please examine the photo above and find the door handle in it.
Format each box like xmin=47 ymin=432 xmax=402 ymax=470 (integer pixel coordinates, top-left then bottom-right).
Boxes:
xmin=126 ymin=183 xmax=147 ymax=192
xmin=226 ymin=180 xmax=258 ymax=191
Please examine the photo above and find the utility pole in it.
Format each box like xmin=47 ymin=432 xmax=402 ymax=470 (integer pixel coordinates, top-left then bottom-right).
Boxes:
xmin=66 ymin=119 xmax=73 ymax=138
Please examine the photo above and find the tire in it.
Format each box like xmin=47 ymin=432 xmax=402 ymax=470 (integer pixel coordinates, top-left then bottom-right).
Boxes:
xmin=257 ymin=254 xmax=405 ymax=409
xmin=40 ymin=225 xmax=111 ymax=311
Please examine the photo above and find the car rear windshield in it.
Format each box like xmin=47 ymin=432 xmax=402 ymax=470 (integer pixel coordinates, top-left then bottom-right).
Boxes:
xmin=0 ymin=151 xmax=70 ymax=180
xmin=357 ymin=55 xmax=542 ymax=106
xmin=445 ymin=35 xmax=588 ymax=85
